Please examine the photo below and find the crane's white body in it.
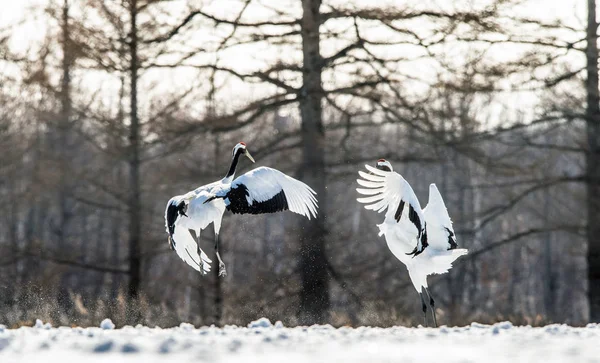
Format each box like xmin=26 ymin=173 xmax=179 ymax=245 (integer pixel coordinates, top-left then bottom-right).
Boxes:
xmin=389 ymin=241 xmax=468 ymax=292
xmin=357 ymin=164 xmax=467 ymax=292
xmin=178 ymin=180 xmax=229 ymax=235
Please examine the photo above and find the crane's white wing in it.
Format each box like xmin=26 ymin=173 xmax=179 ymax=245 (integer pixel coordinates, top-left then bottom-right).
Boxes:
xmin=356 ymin=164 xmax=427 ymax=254
xmin=165 ymin=195 xmax=212 ymax=274
xmin=423 ymin=183 xmax=458 ymax=251
xmin=171 ymin=222 xmax=212 ymax=274
xmin=165 ymin=183 xmax=230 ymax=274
xmin=222 ymin=166 xmax=318 ymax=219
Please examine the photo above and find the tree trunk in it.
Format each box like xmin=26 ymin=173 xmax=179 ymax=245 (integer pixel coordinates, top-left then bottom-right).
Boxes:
xmin=55 ymin=0 xmax=74 ymax=325
xmin=127 ymin=0 xmax=142 ymax=311
xmin=543 ymin=187 xmax=555 ymax=321
xmin=297 ymin=0 xmax=330 ymax=325
xmin=111 ymin=76 xmax=126 ymax=302
xmin=57 ymin=0 xmax=72 ymax=252
xmin=586 ymin=0 xmax=600 ymax=323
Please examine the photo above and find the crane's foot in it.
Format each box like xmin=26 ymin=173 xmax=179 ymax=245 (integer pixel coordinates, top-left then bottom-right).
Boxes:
xmin=219 ymin=263 xmax=227 ymax=277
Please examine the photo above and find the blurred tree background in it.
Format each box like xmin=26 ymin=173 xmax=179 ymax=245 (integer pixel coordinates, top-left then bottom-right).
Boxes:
xmin=0 ymin=0 xmax=595 ymax=327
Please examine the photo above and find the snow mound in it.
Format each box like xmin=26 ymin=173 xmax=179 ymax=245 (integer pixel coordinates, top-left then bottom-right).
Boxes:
xmin=100 ymin=318 xmax=115 ymax=330
xmin=470 ymin=322 xmax=488 ymax=329
xmin=491 ymin=321 xmax=513 ymax=335
xmin=178 ymin=322 xmax=194 ymax=331
xmin=248 ymin=317 xmax=272 ymax=328
xmin=0 ymin=320 xmax=599 ymax=362
xmin=494 ymin=321 xmax=513 ymax=329
xmin=34 ymin=319 xmax=52 ymax=329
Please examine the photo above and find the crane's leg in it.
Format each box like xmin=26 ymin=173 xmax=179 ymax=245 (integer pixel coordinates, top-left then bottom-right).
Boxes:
xmin=197 ymin=246 xmax=205 ymax=275
xmin=189 ymin=229 xmax=205 ymax=274
xmin=213 ymin=218 xmax=226 ymax=277
xmin=214 ymin=233 xmax=226 ymax=277
xmin=425 ymin=288 xmax=437 ymax=328
xmin=420 ymin=291 xmax=428 ymax=327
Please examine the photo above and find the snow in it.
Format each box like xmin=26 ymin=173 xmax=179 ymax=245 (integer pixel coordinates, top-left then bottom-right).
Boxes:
xmin=100 ymin=319 xmax=115 ymax=330
xmin=34 ymin=319 xmax=52 ymax=329
xmin=1 ymin=319 xmax=599 ymax=362
xmin=247 ymin=317 xmax=272 ymax=328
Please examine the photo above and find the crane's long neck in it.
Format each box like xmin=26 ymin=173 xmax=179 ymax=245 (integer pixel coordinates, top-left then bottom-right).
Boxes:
xmin=224 ymin=149 xmax=243 ymax=181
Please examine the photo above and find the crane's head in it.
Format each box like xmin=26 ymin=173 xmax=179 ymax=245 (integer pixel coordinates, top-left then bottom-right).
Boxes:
xmin=376 ymin=159 xmax=393 ymax=172
xmin=232 ymin=142 xmax=255 ymax=163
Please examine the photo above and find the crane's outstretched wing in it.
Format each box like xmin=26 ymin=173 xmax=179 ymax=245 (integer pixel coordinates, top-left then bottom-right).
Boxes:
xmin=423 ymin=183 xmax=458 ymax=251
xmin=356 ymin=164 xmax=428 ymax=255
xmin=223 ymin=167 xmax=318 ymax=219
xmin=165 ymin=197 xmax=212 ymax=274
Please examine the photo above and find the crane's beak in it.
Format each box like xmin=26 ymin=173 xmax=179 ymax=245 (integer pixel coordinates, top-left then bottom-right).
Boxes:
xmin=245 ymin=150 xmax=255 ymax=163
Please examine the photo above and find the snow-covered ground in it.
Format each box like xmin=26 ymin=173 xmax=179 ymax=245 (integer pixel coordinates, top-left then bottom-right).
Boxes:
xmin=1 ymin=318 xmax=599 ymax=362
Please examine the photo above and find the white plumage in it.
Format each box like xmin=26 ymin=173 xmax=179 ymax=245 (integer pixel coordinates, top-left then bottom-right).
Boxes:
xmin=165 ymin=143 xmax=318 ymax=276
xmin=356 ymin=160 xmax=468 ymax=327
xmin=169 ymin=203 xmax=214 ymax=274
xmin=165 ymin=186 xmax=225 ymax=275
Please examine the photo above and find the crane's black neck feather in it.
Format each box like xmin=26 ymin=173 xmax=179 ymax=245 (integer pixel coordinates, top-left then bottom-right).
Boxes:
xmin=226 ymin=148 xmax=244 ymax=178
xmin=166 ymin=202 xmax=178 ymax=236
xmin=166 ymin=200 xmax=187 ymax=236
